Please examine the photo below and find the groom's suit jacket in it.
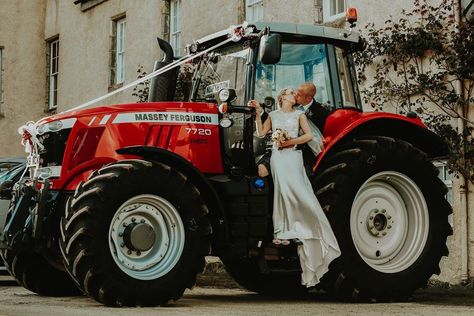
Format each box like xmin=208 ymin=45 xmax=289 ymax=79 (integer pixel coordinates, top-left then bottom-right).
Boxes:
xmin=298 ymin=99 xmax=330 ymax=175
xmin=304 ymin=98 xmax=330 ymax=133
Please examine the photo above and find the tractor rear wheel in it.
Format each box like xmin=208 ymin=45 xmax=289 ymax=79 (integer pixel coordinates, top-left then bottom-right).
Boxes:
xmin=59 ymin=159 xmax=211 ymax=307
xmin=313 ymin=137 xmax=452 ymax=301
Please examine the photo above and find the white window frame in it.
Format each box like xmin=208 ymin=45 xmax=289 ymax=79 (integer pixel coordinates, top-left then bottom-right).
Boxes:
xmin=115 ymin=18 xmax=126 ymax=84
xmin=170 ymin=0 xmax=181 ymax=55
xmin=246 ymin=0 xmax=263 ymax=22
xmin=323 ymin=0 xmax=346 ymax=22
xmin=434 ymin=161 xmax=453 ymax=204
xmin=0 ymin=47 xmax=4 ymax=115
xmin=48 ymin=39 xmax=59 ymax=110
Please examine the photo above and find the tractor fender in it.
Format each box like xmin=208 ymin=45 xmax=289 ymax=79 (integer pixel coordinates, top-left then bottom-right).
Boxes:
xmin=315 ymin=113 xmax=449 ymax=171
xmin=116 ymin=145 xmax=229 ymax=249
xmin=61 ymin=157 xmax=117 ymax=191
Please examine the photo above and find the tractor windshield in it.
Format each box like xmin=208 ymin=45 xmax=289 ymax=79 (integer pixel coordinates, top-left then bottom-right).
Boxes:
xmin=255 ymin=42 xmax=361 ymax=110
xmin=189 ymin=43 xmax=250 ymax=104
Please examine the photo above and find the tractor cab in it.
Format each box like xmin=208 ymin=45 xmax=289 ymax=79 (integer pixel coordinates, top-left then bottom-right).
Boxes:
xmin=180 ymin=22 xmax=364 ymax=174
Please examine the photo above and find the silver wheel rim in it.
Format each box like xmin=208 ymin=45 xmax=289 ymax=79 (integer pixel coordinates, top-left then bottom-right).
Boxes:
xmin=350 ymin=171 xmax=429 ymax=273
xmin=108 ymin=194 xmax=185 ymax=280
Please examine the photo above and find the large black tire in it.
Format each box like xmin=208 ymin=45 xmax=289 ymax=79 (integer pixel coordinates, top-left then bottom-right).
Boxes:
xmin=59 ymin=159 xmax=211 ymax=306
xmin=0 ymin=248 xmax=81 ymax=296
xmin=313 ymin=136 xmax=452 ymax=301
xmin=221 ymin=257 xmax=306 ymax=296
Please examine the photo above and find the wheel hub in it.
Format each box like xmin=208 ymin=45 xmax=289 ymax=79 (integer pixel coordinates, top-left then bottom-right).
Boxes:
xmin=108 ymin=194 xmax=185 ymax=280
xmin=123 ymin=222 xmax=156 ymax=252
xmin=366 ymin=208 xmax=393 ymax=237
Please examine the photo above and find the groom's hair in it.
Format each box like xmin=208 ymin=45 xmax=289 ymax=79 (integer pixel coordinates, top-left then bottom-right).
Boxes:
xmin=299 ymin=82 xmax=317 ymax=99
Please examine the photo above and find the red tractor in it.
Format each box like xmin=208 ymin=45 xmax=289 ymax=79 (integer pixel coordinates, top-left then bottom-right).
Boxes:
xmin=0 ymin=19 xmax=451 ymax=306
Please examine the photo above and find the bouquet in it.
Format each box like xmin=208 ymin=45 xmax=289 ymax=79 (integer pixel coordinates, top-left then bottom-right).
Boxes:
xmin=271 ymin=128 xmax=290 ymax=149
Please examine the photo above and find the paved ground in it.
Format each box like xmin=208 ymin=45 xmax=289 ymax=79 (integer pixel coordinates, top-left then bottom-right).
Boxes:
xmin=1 ymin=275 xmax=474 ymax=316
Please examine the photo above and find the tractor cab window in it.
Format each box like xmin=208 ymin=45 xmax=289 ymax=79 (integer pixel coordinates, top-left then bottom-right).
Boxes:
xmin=335 ymin=46 xmax=358 ymax=108
xmin=255 ymin=43 xmax=334 ymax=111
xmin=190 ymin=44 xmax=250 ymax=105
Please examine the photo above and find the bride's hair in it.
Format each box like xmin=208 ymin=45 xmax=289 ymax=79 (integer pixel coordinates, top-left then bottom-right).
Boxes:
xmin=277 ymin=87 xmax=293 ymax=107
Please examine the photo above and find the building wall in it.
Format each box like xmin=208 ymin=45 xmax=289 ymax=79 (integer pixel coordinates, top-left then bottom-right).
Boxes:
xmin=0 ymin=0 xmax=47 ymax=157
xmin=180 ymin=0 xmax=241 ymax=54
xmin=44 ymin=0 xmax=164 ymax=111
xmin=264 ymin=0 xmax=318 ymax=24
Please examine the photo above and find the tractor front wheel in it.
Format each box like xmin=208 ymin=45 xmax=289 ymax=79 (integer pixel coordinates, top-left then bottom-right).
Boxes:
xmin=0 ymin=248 xmax=80 ymax=296
xmin=59 ymin=159 xmax=211 ymax=306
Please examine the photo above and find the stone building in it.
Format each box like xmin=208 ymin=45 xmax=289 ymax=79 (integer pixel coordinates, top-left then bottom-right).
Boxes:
xmin=0 ymin=0 xmax=472 ymax=285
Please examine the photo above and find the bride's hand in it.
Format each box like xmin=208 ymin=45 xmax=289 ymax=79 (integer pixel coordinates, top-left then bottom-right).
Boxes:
xmin=247 ymin=100 xmax=263 ymax=115
xmin=278 ymin=139 xmax=290 ymax=148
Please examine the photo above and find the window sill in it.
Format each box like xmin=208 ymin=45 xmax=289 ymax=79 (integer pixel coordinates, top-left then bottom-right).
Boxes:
xmin=75 ymin=0 xmax=108 ymax=12
xmin=323 ymin=15 xmax=346 ymax=28
xmin=44 ymin=106 xmax=57 ymax=114
xmin=323 ymin=12 xmax=345 ymax=23
xmin=108 ymin=82 xmax=124 ymax=92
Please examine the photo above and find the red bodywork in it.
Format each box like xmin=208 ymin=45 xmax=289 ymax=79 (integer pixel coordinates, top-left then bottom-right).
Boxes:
xmin=39 ymin=103 xmax=427 ymax=191
xmin=314 ymin=109 xmax=426 ymax=169
xmin=39 ymin=102 xmax=223 ymax=191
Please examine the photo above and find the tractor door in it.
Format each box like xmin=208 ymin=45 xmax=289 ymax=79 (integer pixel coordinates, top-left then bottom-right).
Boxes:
xmin=187 ymin=42 xmax=255 ymax=172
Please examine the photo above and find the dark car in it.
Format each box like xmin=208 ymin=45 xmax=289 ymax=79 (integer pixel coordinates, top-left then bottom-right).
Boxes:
xmin=0 ymin=158 xmax=24 ymax=177
xmin=0 ymin=159 xmax=26 ymax=275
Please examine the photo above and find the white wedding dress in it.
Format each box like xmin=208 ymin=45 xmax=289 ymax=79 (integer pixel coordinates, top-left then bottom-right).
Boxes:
xmin=269 ymin=109 xmax=341 ymax=287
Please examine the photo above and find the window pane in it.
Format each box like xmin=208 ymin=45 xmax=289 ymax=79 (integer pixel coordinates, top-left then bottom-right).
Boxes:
xmin=435 ymin=161 xmax=452 ymax=205
xmin=255 ymin=43 xmax=335 ymax=110
xmin=337 ymin=0 xmax=345 ymax=14
xmin=170 ymin=0 xmax=181 ymax=53
xmin=115 ymin=19 xmax=126 ymax=84
xmin=246 ymin=0 xmax=263 ymax=22
xmin=48 ymin=39 xmax=59 ymax=109
xmin=0 ymin=48 xmax=3 ymax=110
xmin=327 ymin=0 xmax=345 ymax=17
xmin=335 ymin=47 xmax=356 ymax=107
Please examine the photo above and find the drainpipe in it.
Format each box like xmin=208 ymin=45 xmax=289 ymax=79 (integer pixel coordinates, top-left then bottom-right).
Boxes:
xmin=454 ymin=0 xmax=469 ymax=284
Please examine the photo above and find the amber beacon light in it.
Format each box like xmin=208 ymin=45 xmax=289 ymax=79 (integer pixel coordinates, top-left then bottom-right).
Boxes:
xmin=346 ymin=7 xmax=358 ymax=24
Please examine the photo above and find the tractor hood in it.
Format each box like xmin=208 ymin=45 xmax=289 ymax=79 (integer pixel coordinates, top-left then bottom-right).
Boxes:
xmin=35 ymin=101 xmax=218 ymax=133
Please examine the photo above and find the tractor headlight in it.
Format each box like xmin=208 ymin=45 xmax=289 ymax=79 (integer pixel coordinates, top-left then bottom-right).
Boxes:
xmin=46 ymin=120 xmax=64 ymax=132
xmin=219 ymin=117 xmax=233 ymax=128
xmin=37 ymin=121 xmax=62 ymax=135
xmin=36 ymin=118 xmax=76 ymax=135
xmin=218 ymin=88 xmax=236 ymax=103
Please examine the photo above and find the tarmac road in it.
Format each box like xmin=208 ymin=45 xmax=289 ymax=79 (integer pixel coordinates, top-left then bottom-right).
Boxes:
xmin=1 ymin=277 xmax=474 ymax=316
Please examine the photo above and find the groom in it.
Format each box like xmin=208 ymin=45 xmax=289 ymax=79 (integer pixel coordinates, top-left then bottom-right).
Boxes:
xmin=257 ymin=82 xmax=329 ymax=177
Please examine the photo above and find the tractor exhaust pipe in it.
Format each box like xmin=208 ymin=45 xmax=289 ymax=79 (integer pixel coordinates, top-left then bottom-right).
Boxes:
xmin=158 ymin=37 xmax=174 ymax=63
xmin=148 ymin=38 xmax=178 ymax=102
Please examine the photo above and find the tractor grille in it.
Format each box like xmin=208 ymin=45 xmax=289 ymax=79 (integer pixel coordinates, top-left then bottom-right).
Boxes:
xmin=39 ymin=129 xmax=72 ymax=167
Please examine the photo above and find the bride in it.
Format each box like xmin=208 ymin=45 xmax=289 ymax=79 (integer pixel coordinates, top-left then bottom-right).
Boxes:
xmin=248 ymin=88 xmax=341 ymax=287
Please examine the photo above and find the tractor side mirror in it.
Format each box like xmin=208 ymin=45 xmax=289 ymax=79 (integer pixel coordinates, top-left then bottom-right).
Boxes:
xmin=259 ymin=34 xmax=281 ymax=64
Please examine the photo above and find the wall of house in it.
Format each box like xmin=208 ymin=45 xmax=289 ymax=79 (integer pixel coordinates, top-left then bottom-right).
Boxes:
xmin=0 ymin=0 xmax=48 ymax=157
xmin=44 ymin=0 xmax=164 ymax=111
xmin=180 ymin=0 xmax=241 ymax=53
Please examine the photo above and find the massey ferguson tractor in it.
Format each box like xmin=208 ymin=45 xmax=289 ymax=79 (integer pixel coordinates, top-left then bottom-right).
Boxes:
xmin=0 ymin=16 xmax=451 ymax=307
